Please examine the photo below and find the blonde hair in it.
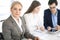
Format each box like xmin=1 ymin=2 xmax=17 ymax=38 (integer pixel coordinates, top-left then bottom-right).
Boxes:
xmin=11 ymin=1 xmax=22 ymax=9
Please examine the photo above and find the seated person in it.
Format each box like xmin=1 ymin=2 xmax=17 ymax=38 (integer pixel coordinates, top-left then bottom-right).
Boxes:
xmin=24 ymin=0 xmax=45 ymax=37
xmin=2 ymin=1 xmax=39 ymax=40
xmin=44 ymin=0 xmax=60 ymax=32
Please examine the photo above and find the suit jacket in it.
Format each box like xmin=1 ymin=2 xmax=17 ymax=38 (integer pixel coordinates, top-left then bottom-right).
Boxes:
xmin=2 ymin=16 xmax=35 ymax=40
xmin=44 ymin=9 xmax=60 ymax=30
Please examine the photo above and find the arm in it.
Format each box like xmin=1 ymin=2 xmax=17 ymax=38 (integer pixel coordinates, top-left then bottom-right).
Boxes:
xmin=2 ymin=22 xmax=14 ymax=40
xmin=24 ymin=14 xmax=36 ymax=32
xmin=24 ymin=24 xmax=39 ymax=40
xmin=44 ymin=10 xmax=49 ymax=30
xmin=24 ymin=14 xmax=32 ymax=32
xmin=21 ymin=16 xmax=35 ymax=40
xmin=24 ymin=26 xmax=35 ymax=40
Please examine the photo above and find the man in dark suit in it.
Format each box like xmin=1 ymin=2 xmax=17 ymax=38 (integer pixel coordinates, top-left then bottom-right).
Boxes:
xmin=44 ymin=0 xmax=60 ymax=32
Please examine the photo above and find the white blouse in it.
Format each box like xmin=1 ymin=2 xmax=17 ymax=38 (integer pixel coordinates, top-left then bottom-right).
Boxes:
xmin=24 ymin=13 xmax=43 ymax=33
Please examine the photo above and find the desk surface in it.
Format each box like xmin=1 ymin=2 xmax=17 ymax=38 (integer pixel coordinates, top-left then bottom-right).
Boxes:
xmin=31 ymin=30 xmax=60 ymax=40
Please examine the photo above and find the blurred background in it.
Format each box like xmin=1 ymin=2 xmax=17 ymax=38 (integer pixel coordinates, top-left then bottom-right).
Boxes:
xmin=0 ymin=0 xmax=60 ymax=32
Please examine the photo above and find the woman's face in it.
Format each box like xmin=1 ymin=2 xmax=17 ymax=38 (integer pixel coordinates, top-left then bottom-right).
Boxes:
xmin=33 ymin=6 xmax=40 ymax=13
xmin=11 ymin=4 xmax=22 ymax=18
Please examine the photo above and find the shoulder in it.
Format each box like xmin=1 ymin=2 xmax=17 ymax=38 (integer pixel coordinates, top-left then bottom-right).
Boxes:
xmin=2 ymin=19 xmax=10 ymax=29
xmin=24 ymin=13 xmax=31 ymax=16
xmin=57 ymin=9 xmax=60 ymax=12
xmin=44 ymin=9 xmax=50 ymax=12
xmin=44 ymin=9 xmax=51 ymax=16
xmin=2 ymin=16 xmax=12 ymax=27
xmin=24 ymin=13 xmax=32 ymax=18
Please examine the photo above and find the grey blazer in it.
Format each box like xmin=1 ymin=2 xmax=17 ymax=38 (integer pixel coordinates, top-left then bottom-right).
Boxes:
xmin=2 ymin=16 xmax=35 ymax=40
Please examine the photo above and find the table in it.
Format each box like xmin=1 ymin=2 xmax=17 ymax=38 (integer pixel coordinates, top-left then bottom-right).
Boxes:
xmin=31 ymin=30 xmax=60 ymax=40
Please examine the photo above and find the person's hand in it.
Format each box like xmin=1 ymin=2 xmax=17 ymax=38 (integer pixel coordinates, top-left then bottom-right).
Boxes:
xmin=34 ymin=37 xmax=40 ymax=40
xmin=47 ymin=26 xmax=51 ymax=31
xmin=56 ymin=25 xmax=60 ymax=31
xmin=27 ymin=37 xmax=40 ymax=40
xmin=40 ymin=26 xmax=45 ymax=31
xmin=54 ymin=26 xmax=58 ymax=30
xmin=27 ymin=39 xmax=32 ymax=40
xmin=36 ymin=26 xmax=39 ymax=30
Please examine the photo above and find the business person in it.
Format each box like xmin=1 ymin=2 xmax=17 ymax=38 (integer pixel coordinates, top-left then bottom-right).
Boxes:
xmin=2 ymin=1 xmax=39 ymax=40
xmin=24 ymin=0 xmax=45 ymax=36
xmin=44 ymin=0 xmax=60 ymax=32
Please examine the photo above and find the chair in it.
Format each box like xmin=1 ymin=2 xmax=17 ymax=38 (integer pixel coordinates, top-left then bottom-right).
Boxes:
xmin=0 ymin=33 xmax=4 ymax=40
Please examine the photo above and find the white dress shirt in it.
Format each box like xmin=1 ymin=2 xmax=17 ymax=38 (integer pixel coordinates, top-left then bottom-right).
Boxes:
xmin=11 ymin=15 xmax=23 ymax=32
xmin=24 ymin=13 xmax=43 ymax=33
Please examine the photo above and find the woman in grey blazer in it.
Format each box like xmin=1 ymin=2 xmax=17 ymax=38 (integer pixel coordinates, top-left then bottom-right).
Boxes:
xmin=2 ymin=1 xmax=39 ymax=40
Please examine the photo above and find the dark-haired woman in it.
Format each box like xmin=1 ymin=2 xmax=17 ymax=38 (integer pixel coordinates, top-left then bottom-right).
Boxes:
xmin=24 ymin=1 xmax=45 ymax=38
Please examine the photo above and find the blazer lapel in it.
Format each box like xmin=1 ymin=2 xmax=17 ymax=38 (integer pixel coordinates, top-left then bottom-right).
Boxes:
xmin=20 ymin=17 xmax=25 ymax=33
xmin=9 ymin=16 xmax=22 ymax=34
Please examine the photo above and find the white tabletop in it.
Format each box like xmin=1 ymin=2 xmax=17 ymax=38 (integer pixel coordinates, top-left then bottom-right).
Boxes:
xmin=31 ymin=30 xmax=60 ymax=40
